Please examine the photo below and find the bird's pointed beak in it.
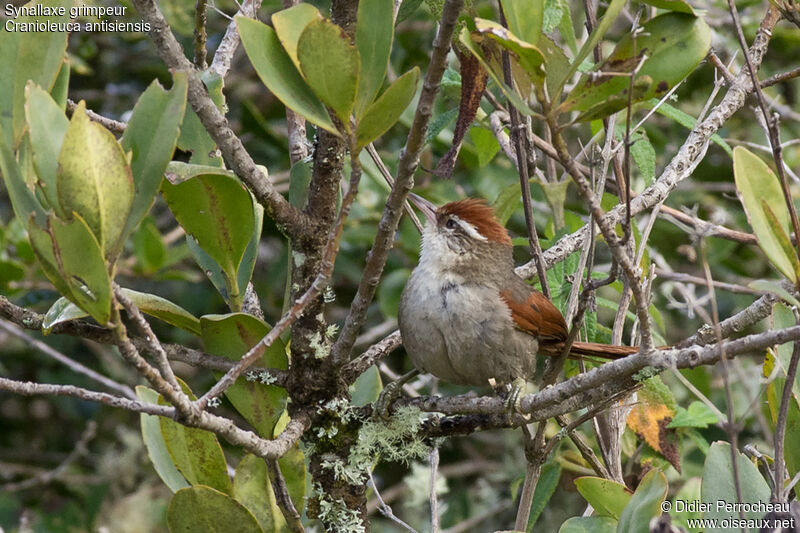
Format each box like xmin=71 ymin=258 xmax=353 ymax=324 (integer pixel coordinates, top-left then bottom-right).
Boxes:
xmin=408 ymin=193 xmax=437 ymax=225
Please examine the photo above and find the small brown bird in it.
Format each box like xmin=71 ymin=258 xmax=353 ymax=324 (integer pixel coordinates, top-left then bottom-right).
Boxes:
xmin=398 ymin=195 xmax=637 ymax=395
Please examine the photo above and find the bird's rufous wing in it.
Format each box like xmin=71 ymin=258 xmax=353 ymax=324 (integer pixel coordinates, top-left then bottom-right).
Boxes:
xmin=500 ymin=289 xmax=568 ymax=341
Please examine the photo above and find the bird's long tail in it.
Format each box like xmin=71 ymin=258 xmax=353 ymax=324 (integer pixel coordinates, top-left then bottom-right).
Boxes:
xmin=540 ymin=341 xmax=639 ymax=359
xmin=569 ymin=341 xmax=639 ymax=359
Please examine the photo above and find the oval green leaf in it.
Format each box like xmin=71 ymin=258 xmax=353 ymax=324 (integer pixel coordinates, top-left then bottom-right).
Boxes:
xmin=500 ymin=0 xmax=543 ymax=46
xmin=167 ymin=486 xmax=263 ymax=533
xmin=616 ymin=469 xmax=667 ymax=533
xmin=42 ymin=289 xmax=200 ymax=335
xmin=25 ymin=83 xmax=68 ymax=218
xmin=356 ymin=67 xmax=419 ymax=148
xmin=701 ymin=441 xmax=770 ymax=528
xmin=354 ymin=0 xmax=395 ymax=118
xmin=201 ymin=313 xmax=288 ymax=438
xmin=233 ymin=454 xmax=278 ymax=533
xmin=272 ymin=3 xmax=322 ymax=74
xmin=574 ymin=476 xmax=632 ymax=520
xmin=159 ymin=379 xmax=232 ymax=495
xmin=0 ymin=0 xmax=71 ymax=149
xmin=120 ymin=73 xmax=188 ymax=241
xmin=473 ymin=19 xmax=545 ymax=77
xmin=136 ymin=386 xmax=190 ymax=493
xmin=57 ymin=101 xmax=134 ymax=260
xmin=733 ymin=146 xmax=797 ymax=282
xmin=49 ymin=214 xmax=112 ymax=324
xmin=298 ymin=18 xmax=360 ymax=124
xmin=161 ymin=173 xmax=254 ymax=301
xmin=236 ymin=16 xmax=338 ymax=135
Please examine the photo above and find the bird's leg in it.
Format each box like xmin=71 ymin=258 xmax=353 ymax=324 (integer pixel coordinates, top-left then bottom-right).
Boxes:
xmin=374 ymin=368 xmax=421 ymax=420
xmin=504 ymin=377 xmax=530 ymax=421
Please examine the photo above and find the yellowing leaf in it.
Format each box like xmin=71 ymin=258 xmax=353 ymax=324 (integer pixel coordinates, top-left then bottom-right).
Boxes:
xmin=56 ymin=101 xmax=134 ymax=260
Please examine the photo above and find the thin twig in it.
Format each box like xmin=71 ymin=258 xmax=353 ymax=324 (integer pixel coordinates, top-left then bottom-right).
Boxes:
xmin=193 ymin=0 xmax=208 ymax=68
xmin=266 ymin=459 xmax=304 ymax=532
xmin=369 ymin=474 xmax=419 ymax=533
xmin=114 ymin=284 xmax=181 ymax=392
xmin=0 ymin=319 xmax=136 ymax=400
xmin=429 ymin=447 xmax=440 ymax=533
xmin=774 ymin=340 xmax=800 ymax=502
xmin=0 ymin=377 xmax=173 ymax=416
xmin=66 ymin=99 xmax=127 ymax=133
xmin=209 ymin=0 xmax=263 ymax=77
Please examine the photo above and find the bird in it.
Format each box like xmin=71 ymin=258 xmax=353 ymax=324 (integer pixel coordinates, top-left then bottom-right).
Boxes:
xmin=396 ymin=194 xmax=637 ymax=409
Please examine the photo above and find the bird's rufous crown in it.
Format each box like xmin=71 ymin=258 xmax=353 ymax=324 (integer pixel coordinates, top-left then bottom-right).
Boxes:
xmin=438 ymin=199 xmax=512 ymax=246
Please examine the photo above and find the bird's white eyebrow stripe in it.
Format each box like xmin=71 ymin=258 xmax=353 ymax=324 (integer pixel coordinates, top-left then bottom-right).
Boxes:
xmin=450 ymin=215 xmax=487 ymax=241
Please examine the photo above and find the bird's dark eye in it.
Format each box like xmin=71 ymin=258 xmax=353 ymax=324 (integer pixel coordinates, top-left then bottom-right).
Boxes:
xmin=445 ymin=218 xmax=458 ymax=230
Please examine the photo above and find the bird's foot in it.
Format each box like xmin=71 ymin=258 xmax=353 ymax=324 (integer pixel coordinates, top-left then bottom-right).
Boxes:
xmin=504 ymin=377 xmax=530 ymax=422
xmin=374 ymin=369 xmax=421 ymax=421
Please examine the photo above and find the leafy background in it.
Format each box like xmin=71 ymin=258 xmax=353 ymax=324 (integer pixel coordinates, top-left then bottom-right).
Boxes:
xmin=0 ymin=0 xmax=799 ymax=531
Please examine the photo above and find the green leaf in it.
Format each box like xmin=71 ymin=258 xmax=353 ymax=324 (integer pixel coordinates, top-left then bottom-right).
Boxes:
xmin=27 ymin=218 xmax=72 ymax=298
xmin=701 ymin=442 xmax=770 ymax=530
xmin=161 ymin=173 xmax=255 ymax=302
xmin=41 ymin=296 xmax=87 ymax=335
xmin=764 ymin=201 xmax=800 ymax=282
xmin=121 ymin=73 xmax=188 ymax=241
xmin=57 ymin=101 xmax=134 ymax=260
xmin=558 ymin=516 xmax=617 ymax=533
xmin=276 ymin=445 xmax=307 ymax=515
xmin=233 ymin=454 xmax=277 ymax=533
xmin=473 ymin=19 xmax=545 ymax=77
xmin=469 ymin=127 xmax=500 ymax=167
xmin=48 ymin=214 xmax=112 ymax=324
xmin=271 ymin=3 xmax=323 ymax=74
xmin=500 ymin=0 xmax=543 ymax=45
xmin=136 ymin=386 xmax=190 ymax=493
xmin=493 ymin=182 xmax=523 ymax=225
xmin=159 ymin=379 xmax=232 ymax=495
xmin=350 ymin=365 xmax=383 ymax=407
xmin=133 ymin=216 xmax=167 ymax=274
xmin=237 ymin=16 xmax=337 ymax=135
xmin=50 ymin=60 xmax=69 ymax=109
xmin=561 ymin=13 xmax=711 ymax=121
xmin=167 ymin=486 xmax=263 ymax=533
xmin=552 ymin=0 xmax=626 ymax=97
xmin=356 ymin=67 xmax=419 ymax=148
xmin=629 ymin=130 xmax=655 ymax=185
xmin=749 ymin=280 xmax=800 ymax=309
xmin=25 ymin=83 xmax=68 ymax=217
xmin=668 ymin=401 xmax=719 ymax=428
xmin=733 ymin=146 xmax=797 ymax=282
xmin=0 ymin=125 xmax=46 ymax=226
xmin=355 ymin=0 xmax=395 ymax=118
xmin=298 ymin=19 xmax=360 ymax=124
xmin=574 ymin=477 xmax=632 ymax=519
xmin=397 ymin=0 xmax=423 ymax=23
xmin=526 ymin=461 xmax=561 ymax=531
xmin=164 ymin=161 xmax=237 ymax=183
xmin=617 ymin=469 xmax=667 ymax=533
xmin=43 ymin=287 xmax=201 ymax=336
xmin=0 ymin=0 xmax=71 ymax=149
xmin=201 ymin=314 xmax=288 ymax=438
